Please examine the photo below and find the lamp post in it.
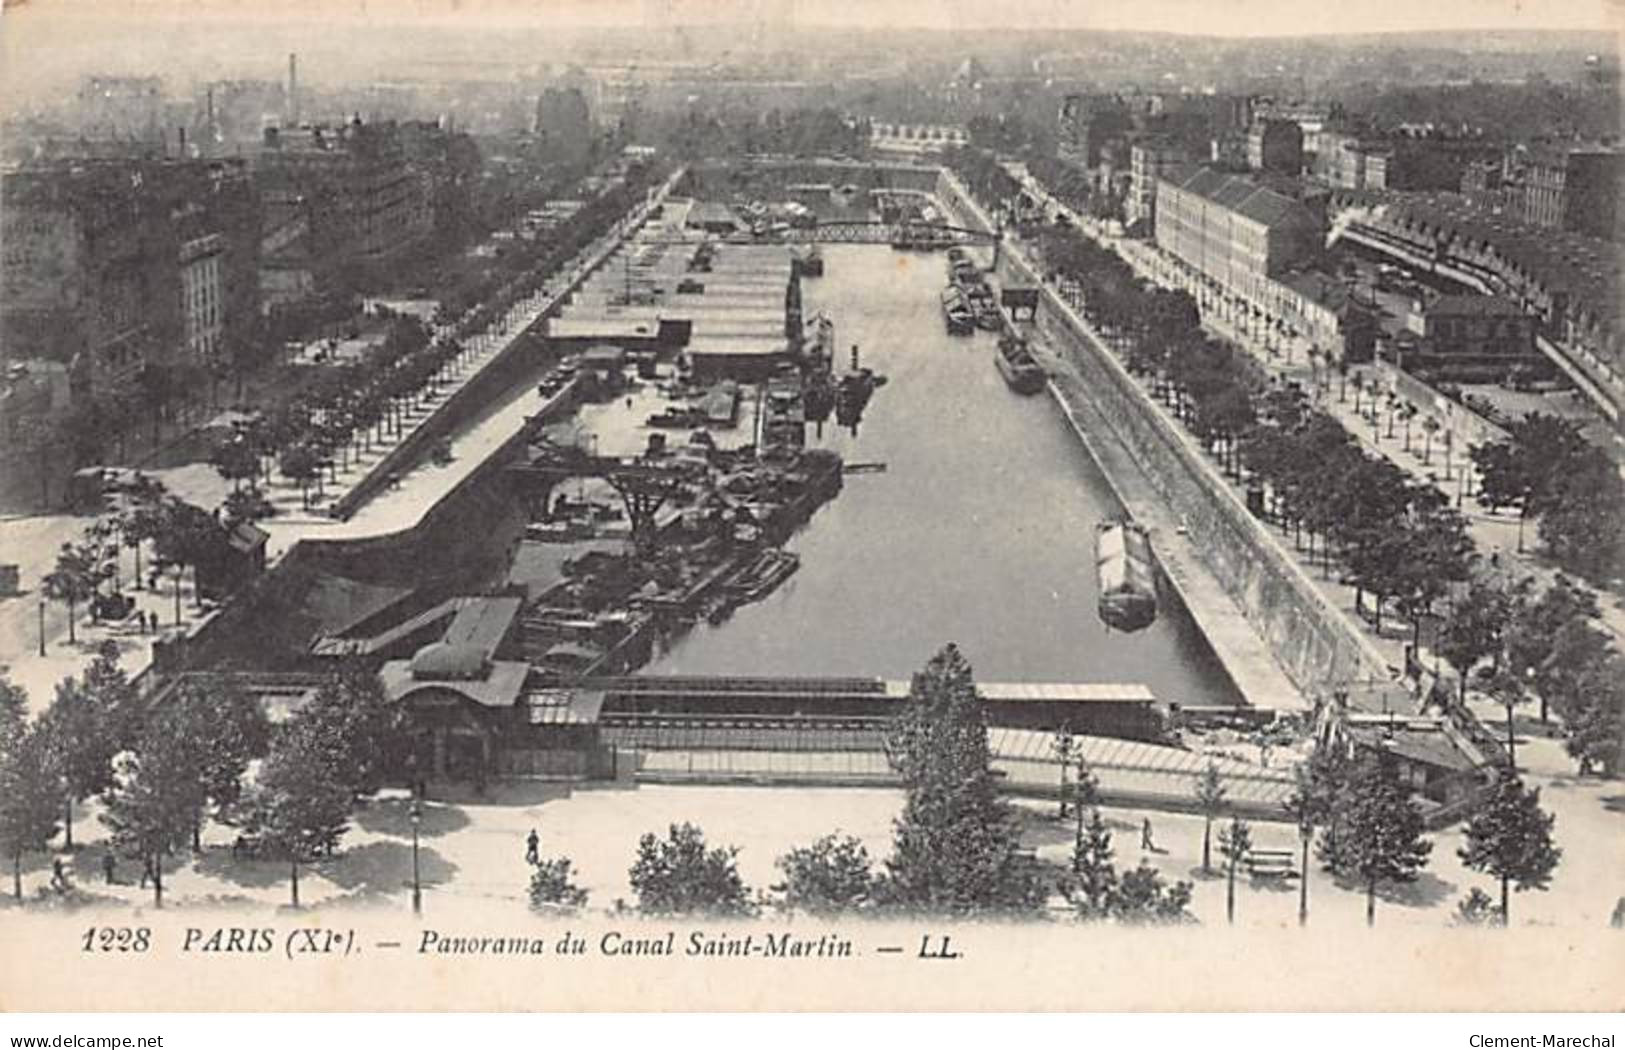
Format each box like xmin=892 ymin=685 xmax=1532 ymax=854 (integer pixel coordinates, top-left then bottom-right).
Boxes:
xmin=410 ymin=799 xmax=422 ymax=916
xmin=38 ymin=595 xmax=47 ymax=657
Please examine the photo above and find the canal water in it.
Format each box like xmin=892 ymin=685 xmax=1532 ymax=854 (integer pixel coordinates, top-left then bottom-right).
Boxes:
xmin=641 ymin=243 xmax=1243 ymax=707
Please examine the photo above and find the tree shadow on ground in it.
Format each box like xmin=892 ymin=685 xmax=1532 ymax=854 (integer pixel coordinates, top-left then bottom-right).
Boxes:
xmin=353 ymin=797 xmax=471 ymax=839
xmin=318 ymin=841 xmax=458 ymax=895
xmin=1246 ymin=872 xmax=1301 ymax=894
xmin=1331 ymin=870 xmax=1456 ymax=910
xmin=1186 ymin=865 xmax=1225 ymax=882
xmin=195 ymin=846 xmax=291 ymax=890
xmin=413 ymin=779 xmax=578 ymax=808
xmin=1600 ymin=794 xmax=1625 ymax=814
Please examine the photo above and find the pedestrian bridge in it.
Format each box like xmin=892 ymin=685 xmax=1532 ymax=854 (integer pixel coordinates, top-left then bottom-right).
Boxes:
xmin=780 ymin=220 xmax=996 ymax=246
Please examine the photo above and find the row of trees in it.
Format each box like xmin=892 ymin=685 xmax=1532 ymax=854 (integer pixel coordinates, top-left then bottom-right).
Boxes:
xmin=1470 ymin=412 xmax=1624 ymax=584
xmin=43 ymin=478 xmax=239 ymax=641
xmin=1433 ymin=570 xmax=1621 ymax=775
xmin=0 ymin=657 xmax=404 ymax=909
xmin=212 ymin=316 xmax=473 ymax=510
xmin=211 ymin=162 xmax=672 ymax=512
xmin=432 ymin=160 xmax=668 ymax=324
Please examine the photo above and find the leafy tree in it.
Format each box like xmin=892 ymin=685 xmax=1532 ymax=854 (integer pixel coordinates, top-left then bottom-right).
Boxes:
xmin=1112 ymin=862 xmax=1195 ymax=925
xmin=1284 ymin=761 xmax=1320 ymax=926
xmin=117 ymin=475 xmax=169 ymax=592
xmin=210 ymin=437 xmax=261 ymax=493
xmin=528 ymin=856 xmax=590 ymax=911
xmin=773 ymin=833 xmax=874 ymax=915
xmin=1455 ymin=887 xmax=1501 ymax=926
xmin=0 ymin=686 xmax=60 ymax=901
xmin=43 ymin=540 xmax=100 ymax=644
xmin=1438 ymin=576 xmax=1514 ymax=702
xmin=297 ymin=668 xmax=407 ymax=796
xmin=1192 ymin=760 xmax=1227 ymax=875
xmin=1308 ymin=742 xmax=1359 ymax=875
xmin=1561 ymin=653 xmax=1623 ymax=776
xmin=882 ymin=644 xmax=1044 ymax=915
xmin=243 ymin=717 xmax=353 ymax=908
xmin=1068 ymin=810 xmax=1118 ymax=919
xmin=1536 ymin=443 xmax=1624 ymax=581
xmin=164 ymin=679 xmax=270 ymax=849
xmin=629 ymin=822 xmax=754 ymax=916
xmin=41 ymin=642 xmax=133 ymax=849
xmin=1458 ymin=773 xmax=1561 ymax=926
xmin=1217 ymin=817 xmax=1253 ymax=925
xmin=1475 ymin=665 xmax=1529 ymax=768
xmin=99 ymin=718 xmax=207 ymax=909
xmin=1339 ymin=753 xmax=1433 ymax=927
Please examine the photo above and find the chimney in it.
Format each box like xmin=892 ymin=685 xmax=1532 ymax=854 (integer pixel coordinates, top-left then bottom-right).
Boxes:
xmin=288 ymin=53 xmax=299 ymax=124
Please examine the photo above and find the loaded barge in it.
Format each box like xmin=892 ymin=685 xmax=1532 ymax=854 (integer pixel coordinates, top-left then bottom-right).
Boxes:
xmin=1095 ymin=519 xmax=1159 ymax=633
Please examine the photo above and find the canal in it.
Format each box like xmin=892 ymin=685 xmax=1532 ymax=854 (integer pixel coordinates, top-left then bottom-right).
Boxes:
xmin=641 ymin=243 xmax=1243 ymax=707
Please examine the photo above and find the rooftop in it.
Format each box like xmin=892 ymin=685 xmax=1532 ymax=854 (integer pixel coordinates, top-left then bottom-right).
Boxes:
xmin=1422 ymin=294 xmax=1529 ymax=318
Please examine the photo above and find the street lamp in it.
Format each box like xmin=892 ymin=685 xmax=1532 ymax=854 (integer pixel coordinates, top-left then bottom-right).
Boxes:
xmin=38 ymin=595 xmax=47 ymax=657
xmin=410 ymin=799 xmax=422 ymax=916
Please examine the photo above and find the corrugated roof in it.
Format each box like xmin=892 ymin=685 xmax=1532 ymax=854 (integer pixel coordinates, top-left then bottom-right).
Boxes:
xmin=443 ymin=596 xmax=521 ymax=654
xmin=1425 ymin=294 xmax=1528 ymax=318
xmin=879 ymin=680 xmax=1158 ymax=703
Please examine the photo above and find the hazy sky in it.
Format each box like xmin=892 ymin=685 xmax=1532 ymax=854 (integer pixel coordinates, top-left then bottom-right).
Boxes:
xmin=2 ymin=0 xmax=1618 ymax=35
xmin=1 ymin=0 xmax=1617 ymax=105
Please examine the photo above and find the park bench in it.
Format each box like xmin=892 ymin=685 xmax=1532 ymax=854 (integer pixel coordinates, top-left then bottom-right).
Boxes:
xmin=1244 ymin=848 xmax=1299 ymax=880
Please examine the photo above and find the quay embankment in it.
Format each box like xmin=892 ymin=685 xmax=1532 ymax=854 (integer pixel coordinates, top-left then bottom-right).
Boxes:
xmin=936 ymin=170 xmax=1391 ymax=709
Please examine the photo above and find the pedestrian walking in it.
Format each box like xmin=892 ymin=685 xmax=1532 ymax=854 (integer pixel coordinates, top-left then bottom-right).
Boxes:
xmin=50 ymin=858 xmax=70 ymax=894
xmin=1141 ymin=817 xmax=1156 ymax=852
xmin=102 ymin=851 xmax=116 ymax=885
xmin=139 ymin=856 xmax=155 ymax=889
xmin=525 ymin=828 xmax=540 ymax=866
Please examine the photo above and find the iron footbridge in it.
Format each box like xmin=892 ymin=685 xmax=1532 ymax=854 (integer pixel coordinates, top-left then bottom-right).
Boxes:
xmin=783 ymin=220 xmax=996 ymax=246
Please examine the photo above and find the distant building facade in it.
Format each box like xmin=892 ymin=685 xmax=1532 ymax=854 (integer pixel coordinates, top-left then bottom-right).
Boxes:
xmin=1058 ymin=93 xmax=1131 ymax=171
xmin=1154 ymin=166 xmax=1324 ymax=306
xmin=0 ymin=158 xmax=261 ymax=401
xmin=1399 ymin=293 xmax=1543 ymax=380
xmin=1247 ymin=118 xmax=1303 ymax=175
xmin=1522 ymin=149 xmax=1622 ymax=239
xmin=1127 ymin=137 xmax=1189 ymax=230
xmin=254 ymin=118 xmax=432 ymax=286
xmin=535 ymin=87 xmax=593 ymax=166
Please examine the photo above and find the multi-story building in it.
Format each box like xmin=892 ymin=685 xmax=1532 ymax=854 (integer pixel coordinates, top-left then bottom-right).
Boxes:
xmin=1154 ymin=165 xmax=1324 ymax=308
xmin=1247 ymin=118 xmax=1303 ymax=175
xmin=1058 ymin=93 xmax=1131 ymax=171
xmin=1127 ymin=137 xmax=1189 ymax=231
xmin=1252 ymin=99 xmax=1338 ymax=159
xmin=1399 ymin=293 xmax=1543 ymax=380
xmin=398 ymin=119 xmax=482 ymax=240
xmin=254 ymin=118 xmax=432 ymax=286
xmin=1521 ymin=149 xmax=1622 ymax=239
xmin=1 ymin=158 xmax=261 ymax=400
xmin=534 ymin=87 xmax=593 ymax=167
